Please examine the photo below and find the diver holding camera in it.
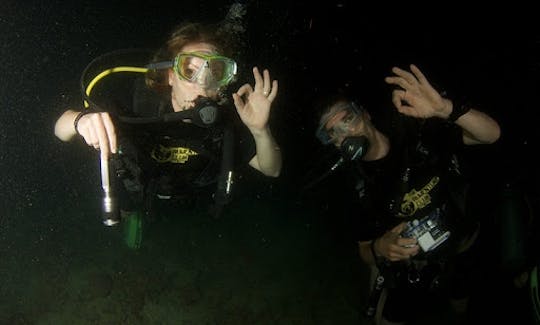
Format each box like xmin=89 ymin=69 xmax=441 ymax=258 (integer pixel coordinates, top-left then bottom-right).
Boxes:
xmin=315 ymin=64 xmax=500 ymax=324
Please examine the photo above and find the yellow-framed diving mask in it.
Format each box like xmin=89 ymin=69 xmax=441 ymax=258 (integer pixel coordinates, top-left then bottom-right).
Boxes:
xmin=173 ymin=51 xmax=237 ymax=89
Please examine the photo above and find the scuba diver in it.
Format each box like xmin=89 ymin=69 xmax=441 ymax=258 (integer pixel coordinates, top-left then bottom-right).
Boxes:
xmin=314 ymin=64 xmax=500 ymax=324
xmin=54 ymin=18 xmax=282 ymax=249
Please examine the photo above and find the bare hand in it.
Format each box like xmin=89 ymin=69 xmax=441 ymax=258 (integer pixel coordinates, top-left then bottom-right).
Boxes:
xmin=375 ymin=222 xmax=420 ymax=262
xmin=232 ymin=67 xmax=278 ymax=132
xmin=76 ymin=112 xmax=117 ymax=158
xmin=384 ymin=64 xmax=451 ymax=119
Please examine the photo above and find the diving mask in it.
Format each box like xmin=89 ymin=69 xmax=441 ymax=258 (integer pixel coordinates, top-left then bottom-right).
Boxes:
xmin=174 ymin=52 xmax=237 ymax=89
xmin=316 ymin=102 xmax=364 ymax=145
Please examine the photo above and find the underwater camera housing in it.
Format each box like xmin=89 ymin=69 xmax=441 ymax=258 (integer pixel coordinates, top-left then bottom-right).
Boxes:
xmin=401 ymin=208 xmax=450 ymax=252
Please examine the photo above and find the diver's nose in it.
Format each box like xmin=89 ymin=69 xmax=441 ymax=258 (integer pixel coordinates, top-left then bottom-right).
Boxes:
xmin=189 ymin=83 xmax=208 ymax=98
xmin=200 ymin=85 xmax=219 ymax=99
xmin=200 ymin=87 xmax=211 ymax=97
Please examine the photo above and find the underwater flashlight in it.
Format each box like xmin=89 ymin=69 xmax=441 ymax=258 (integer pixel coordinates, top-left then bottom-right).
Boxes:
xmin=100 ymin=153 xmax=119 ymax=226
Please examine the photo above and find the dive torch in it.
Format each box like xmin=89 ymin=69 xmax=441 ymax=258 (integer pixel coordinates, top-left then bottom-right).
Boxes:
xmin=100 ymin=153 xmax=119 ymax=226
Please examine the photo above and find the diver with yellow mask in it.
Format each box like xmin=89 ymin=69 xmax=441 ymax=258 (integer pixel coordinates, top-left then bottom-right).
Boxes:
xmin=54 ymin=13 xmax=281 ymax=249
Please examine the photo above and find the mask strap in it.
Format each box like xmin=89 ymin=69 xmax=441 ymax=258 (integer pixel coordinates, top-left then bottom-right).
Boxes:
xmin=145 ymin=61 xmax=173 ymax=70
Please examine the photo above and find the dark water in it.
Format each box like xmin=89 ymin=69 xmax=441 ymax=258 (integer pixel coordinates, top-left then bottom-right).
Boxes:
xmin=1 ymin=1 xmax=539 ymax=324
